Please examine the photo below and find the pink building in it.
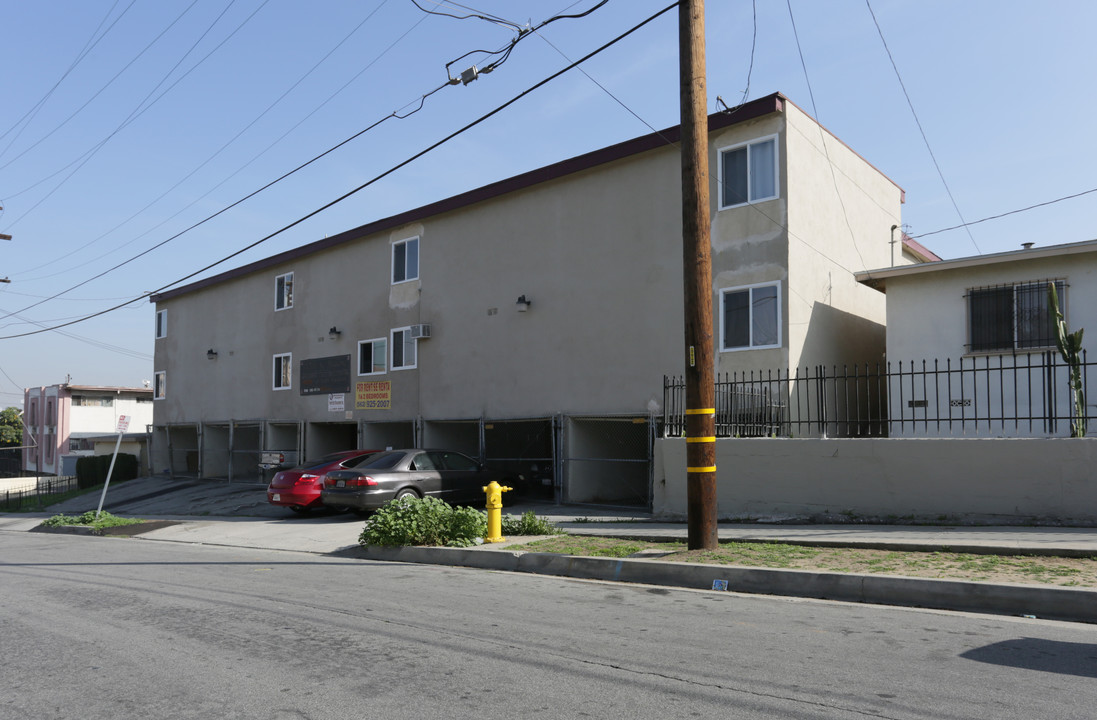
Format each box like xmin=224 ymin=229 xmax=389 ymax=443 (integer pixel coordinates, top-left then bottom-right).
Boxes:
xmin=23 ymin=384 xmax=154 ymax=476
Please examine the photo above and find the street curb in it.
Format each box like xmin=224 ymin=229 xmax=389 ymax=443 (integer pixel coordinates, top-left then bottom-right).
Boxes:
xmin=562 ymin=531 xmax=1097 ymax=559
xmin=350 ymin=545 xmax=1097 ymax=623
xmin=28 ymin=520 xmax=180 ymax=537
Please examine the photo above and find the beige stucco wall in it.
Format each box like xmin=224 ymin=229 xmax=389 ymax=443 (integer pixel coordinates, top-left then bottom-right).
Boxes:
xmin=655 ymin=437 xmax=1097 ymax=522
xmin=884 ymin=251 xmax=1097 ymax=363
xmin=153 ymin=100 xmax=906 ymax=452
xmin=156 ymin=147 xmax=690 ymax=425
xmin=783 ymin=103 xmax=902 ymax=371
xmin=708 ymin=114 xmax=790 ymax=372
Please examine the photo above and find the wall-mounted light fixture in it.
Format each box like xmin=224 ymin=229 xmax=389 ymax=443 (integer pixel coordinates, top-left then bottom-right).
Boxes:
xmin=516 ymin=295 xmax=531 ymax=312
xmin=207 ymin=349 xmax=218 ymax=359
xmin=328 ymin=326 xmax=342 ymax=338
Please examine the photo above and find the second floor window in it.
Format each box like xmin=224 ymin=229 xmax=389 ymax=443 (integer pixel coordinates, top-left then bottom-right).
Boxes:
xmin=392 ymin=237 xmax=419 ymax=284
xmin=155 ymin=309 xmax=167 ymax=338
xmin=967 ymin=280 xmax=1065 ymax=353
xmin=275 ymin=272 xmax=294 ymax=310
xmin=719 ymin=136 xmax=778 ymax=209
xmin=391 ymin=328 xmax=417 ymax=370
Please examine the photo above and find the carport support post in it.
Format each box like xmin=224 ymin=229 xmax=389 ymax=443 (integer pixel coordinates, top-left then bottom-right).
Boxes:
xmin=679 ymin=0 xmax=718 ymax=550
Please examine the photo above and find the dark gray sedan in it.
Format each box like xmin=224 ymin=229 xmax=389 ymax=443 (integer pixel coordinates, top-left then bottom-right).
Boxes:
xmin=320 ymin=449 xmax=502 ymax=513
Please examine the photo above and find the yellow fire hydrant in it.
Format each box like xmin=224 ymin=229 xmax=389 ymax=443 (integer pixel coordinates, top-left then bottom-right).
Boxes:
xmin=482 ymin=480 xmax=512 ymax=543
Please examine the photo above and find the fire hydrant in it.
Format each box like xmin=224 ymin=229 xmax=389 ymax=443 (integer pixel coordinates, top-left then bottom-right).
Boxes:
xmin=482 ymin=480 xmax=512 ymax=543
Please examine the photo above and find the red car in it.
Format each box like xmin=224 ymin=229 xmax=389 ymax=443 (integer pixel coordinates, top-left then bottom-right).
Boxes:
xmin=266 ymin=450 xmax=378 ymax=513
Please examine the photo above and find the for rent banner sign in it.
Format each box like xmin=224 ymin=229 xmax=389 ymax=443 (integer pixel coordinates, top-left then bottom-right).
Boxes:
xmin=356 ymin=381 xmax=391 ymax=410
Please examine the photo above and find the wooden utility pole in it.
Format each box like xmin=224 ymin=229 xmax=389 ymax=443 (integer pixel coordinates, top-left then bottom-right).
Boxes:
xmin=679 ymin=0 xmax=717 ymax=550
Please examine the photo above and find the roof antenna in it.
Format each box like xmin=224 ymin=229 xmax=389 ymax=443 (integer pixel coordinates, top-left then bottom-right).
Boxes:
xmin=716 ymin=96 xmax=730 ymax=111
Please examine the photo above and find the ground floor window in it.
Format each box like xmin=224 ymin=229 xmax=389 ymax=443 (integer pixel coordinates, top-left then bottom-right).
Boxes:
xmin=273 ymin=353 xmax=292 ymax=390
xmin=720 ymin=282 xmax=781 ymax=351
xmin=967 ymin=279 xmax=1065 ymax=352
xmin=358 ymin=337 xmax=387 ymax=375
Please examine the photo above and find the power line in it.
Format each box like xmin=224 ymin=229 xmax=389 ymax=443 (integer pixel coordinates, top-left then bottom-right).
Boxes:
xmin=0 ymin=0 xmax=612 ymax=321
xmin=537 ymin=3 xmax=865 ymax=295
xmin=2 ymin=0 xmax=268 ymax=228
xmin=3 ymin=1 xmax=585 ymax=290
xmin=717 ymin=0 xmax=757 ymax=111
xmin=0 ymin=0 xmax=200 ymax=173
xmin=865 ymin=0 xmax=980 ymax=254
xmin=0 ymin=0 xmax=136 ymax=155
xmin=909 ymin=186 xmax=1097 ymax=240
xmin=409 ymin=0 xmax=526 ymax=32
xmin=12 ymin=0 xmax=398 ymax=281
xmin=785 ymin=0 xmax=868 ymax=272
xmin=0 ymin=1 xmax=682 ymax=341
xmin=0 ymin=304 xmax=150 ymax=360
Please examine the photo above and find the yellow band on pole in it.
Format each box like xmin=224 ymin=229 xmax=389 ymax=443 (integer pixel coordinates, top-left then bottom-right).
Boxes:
xmin=687 ymin=466 xmax=717 ymax=473
xmin=686 ymin=436 xmax=716 ymax=443
xmin=685 ymin=408 xmax=715 ymax=415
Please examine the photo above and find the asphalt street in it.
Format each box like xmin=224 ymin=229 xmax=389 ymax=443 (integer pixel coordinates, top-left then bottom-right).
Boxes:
xmin=5 ymin=475 xmax=1097 ymax=622
xmin=4 ymin=532 xmax=1097 ymax=720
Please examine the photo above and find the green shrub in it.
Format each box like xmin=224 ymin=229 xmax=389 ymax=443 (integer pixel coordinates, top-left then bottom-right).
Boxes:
xmin=358 ymin=496 xmax=487 ymax=548
xmin=448 ymin=505 xmax=489 ymax=544
xmin=501 ymin=510 xmax=561 ymax=536
xmin=76 ymin=453 xmax=139 ymax=489
xmin=41 ymin=511 xmax=143 ymax=529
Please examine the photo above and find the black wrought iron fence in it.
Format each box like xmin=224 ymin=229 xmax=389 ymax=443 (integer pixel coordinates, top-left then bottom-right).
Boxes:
xmin=663 ymin=350 xmax=1094 ymax=438
xmin=0 ymin=475 xmax=79 ymax=511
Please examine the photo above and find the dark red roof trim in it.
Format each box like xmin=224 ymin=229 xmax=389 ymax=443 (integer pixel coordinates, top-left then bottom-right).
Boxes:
xmin=901 ymin=233 xmax=941 ymax=262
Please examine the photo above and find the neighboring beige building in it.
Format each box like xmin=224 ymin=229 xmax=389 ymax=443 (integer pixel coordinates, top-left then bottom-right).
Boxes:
xmin=23 ymin=384 xmax=154 ymax=476
xmin=151 ymin=92 xmax=912 ymax=507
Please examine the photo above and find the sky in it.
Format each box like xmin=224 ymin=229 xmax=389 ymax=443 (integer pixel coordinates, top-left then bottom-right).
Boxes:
xmin=1 ymin=0 xmax=1096 ymax=407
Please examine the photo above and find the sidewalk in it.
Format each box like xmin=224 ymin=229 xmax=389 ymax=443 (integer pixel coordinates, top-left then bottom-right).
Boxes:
xmin=4 ymin=475 xmax=1097 ymax=622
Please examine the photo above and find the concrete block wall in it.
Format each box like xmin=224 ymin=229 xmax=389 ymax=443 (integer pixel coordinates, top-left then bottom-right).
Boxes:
xmin=654 ymin=437 xmax=1097 ymax=524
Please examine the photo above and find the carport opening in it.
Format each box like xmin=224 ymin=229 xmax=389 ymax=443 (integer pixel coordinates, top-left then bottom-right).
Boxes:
xmin=421 ymin=419 xmax=480 ymax=458
xmin=484 ymin=418 xmax=555 ymax=501
xmin=232 ymin=423 xmax=262 ymax=482
xmin=201 ymin=424 xmax=231 ymax=479
xmin=306 ymin=422 xmax=358 ymax=460
xmin=165 ymin=424 xmax=200 ymax=479
xmin=361 ymin=421 xmax=415 ymax=452
xmin=564 ymin=416 xmax=651 ymax=509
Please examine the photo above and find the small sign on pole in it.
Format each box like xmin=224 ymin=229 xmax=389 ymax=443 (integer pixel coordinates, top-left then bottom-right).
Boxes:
xmin=95 ymin=415 xmax=129 ymax=520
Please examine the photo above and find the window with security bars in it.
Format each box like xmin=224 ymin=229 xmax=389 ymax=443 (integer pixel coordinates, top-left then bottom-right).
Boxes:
xmin=967 ymin=280 xmax=1064 ymax=352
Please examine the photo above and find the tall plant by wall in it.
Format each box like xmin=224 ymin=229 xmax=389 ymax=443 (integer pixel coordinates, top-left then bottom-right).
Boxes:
xmin=1049 ymin=282 xmax=1086 ymax=437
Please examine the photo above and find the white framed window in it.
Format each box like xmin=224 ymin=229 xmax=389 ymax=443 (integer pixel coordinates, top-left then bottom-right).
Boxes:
xmin=967 ymin=279 xmax=1065 ymax=353
xmin=720 ymin=282 xmax=781 ymax=351
xmin=155 ymin=309 xmax=167 ymax=339
xmin=275 ymin=272 xmax=294 ymax=311
xmin=392 ymin=237 xmax=419 ymax=284
xmin=358 ymin=337 xmax=387 ymax=375
xmin=273 ymin=353 xmax=292 ymax=390
xmin=154 ymin=371 xmax=166 ymax=400
xmin=718 ymin=135 xmax=778 ymax=209
xmin=391 ymin=328 xmax=417 ymax=370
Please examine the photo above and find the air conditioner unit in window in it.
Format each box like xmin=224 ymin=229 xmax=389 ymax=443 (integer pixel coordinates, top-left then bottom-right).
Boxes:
xmin=410 ymin=324 xmax=431 ymax=339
